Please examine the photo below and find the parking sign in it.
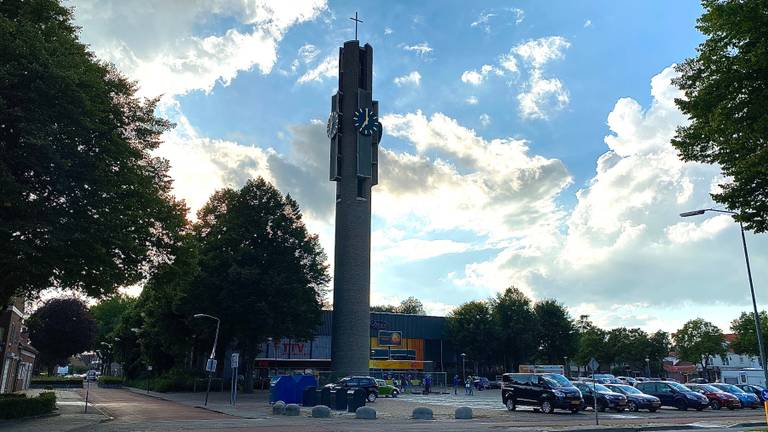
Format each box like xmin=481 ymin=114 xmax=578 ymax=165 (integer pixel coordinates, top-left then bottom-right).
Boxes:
xmin=231 ymin=353 xmax=239 ymax=368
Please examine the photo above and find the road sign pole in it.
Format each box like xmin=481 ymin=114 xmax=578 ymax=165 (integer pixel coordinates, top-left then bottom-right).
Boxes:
xmin=588 ymin=357 xmax=599 ymax=426
xmin=84 ymin=377 xmax=90 ymax=413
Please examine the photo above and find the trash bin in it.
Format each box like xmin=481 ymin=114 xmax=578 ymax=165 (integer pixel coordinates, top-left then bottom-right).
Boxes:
xmin=269 ymin=376 xmax=295 ymax=403
xmin=347 ymin=388 xmax=366 ymax=413
xmin=302 ymin=386 xmax=317 ymax=407
xmin=320 ymin=387 xmax=331 ymax=407
xmin=293 ymin=375 xmax=318 ymax=403
xmin=330 ymin=388 xmax=347 ymax=410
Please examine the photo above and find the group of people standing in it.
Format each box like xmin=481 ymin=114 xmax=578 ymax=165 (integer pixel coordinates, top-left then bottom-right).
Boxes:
xmin=452 ymin=374 xmax=475 ymax=395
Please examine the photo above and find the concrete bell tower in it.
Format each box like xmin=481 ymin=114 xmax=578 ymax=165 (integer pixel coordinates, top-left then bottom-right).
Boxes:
xmin=326 ymin=33 xmax=381 ymax=376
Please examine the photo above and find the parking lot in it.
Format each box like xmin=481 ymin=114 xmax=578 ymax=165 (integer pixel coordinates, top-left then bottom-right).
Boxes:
xmin=385 ymin=389 xmax=767 ymax=429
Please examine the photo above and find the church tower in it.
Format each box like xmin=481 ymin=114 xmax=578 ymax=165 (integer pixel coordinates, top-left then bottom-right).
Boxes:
xmin=326 ymin=31 xmax=381 ymax=376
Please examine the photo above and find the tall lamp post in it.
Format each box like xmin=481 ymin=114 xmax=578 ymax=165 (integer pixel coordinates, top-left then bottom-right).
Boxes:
xmin=680 ymin=208 xmax=768 ymax=386
xmin=194 ymin=313 xmax=221 ymax=407
xmin=461 ymin=353 xmax=467 ymax=383
xmin=645 ymin=357 xmax=650 ymax=378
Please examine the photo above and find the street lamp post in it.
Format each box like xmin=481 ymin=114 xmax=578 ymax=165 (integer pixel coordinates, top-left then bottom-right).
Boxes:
xmin=194 ymin=313 xmax=221 ymax=407
xmin=461 ymin=353 xmax=467 ymax=383
xmin=564 ymin=356 xmax=569 ymax=378
xmin=681 ymin=208 xmax=768 ymax=387
xmin=645 ymin=357 xmax=650 ymax=378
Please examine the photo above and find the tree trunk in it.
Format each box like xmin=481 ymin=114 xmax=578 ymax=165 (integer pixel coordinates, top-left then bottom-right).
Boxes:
xmin=242 ymin=352 xmax=254 ymax=393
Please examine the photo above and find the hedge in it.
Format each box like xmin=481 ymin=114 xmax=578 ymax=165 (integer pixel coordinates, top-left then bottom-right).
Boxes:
xmin=0 ymin=392 xmax=56 ymax=420
xmin=97 ymin=376 xmax=123 ymax=387
xmin=30 ymin=377 xmax=83 ymax=388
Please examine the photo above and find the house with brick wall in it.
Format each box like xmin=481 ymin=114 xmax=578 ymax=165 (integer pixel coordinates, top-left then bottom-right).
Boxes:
xmin=0 ymin=298 xmax=38 ymax=393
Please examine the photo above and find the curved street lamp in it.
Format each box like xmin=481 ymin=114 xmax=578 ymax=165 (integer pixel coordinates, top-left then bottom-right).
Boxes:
xmin=680 ymin=208 xmax=767 ymax=386
xmin=193 ymin=313 xmax=221 ymax=406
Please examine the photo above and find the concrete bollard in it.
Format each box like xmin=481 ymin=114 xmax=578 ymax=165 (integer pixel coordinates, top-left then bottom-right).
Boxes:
xmin=356 ymin=406 xmax=377 ymax=420
xmin=272 ymin=401 xmax=286 ymax=415
xmin=412 ymin=407 xmax=434 ymax=420
xmin=284 ymin=403 xmax=300 ymax=416
xmin=312 ymin=405 xmax=331 ymax=418
xmin=455 ymin=406 xmax=473 ymax=419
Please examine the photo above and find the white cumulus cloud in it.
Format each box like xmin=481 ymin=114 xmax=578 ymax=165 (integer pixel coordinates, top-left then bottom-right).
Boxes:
xmin=394 ymin=71 xmax=422 ymax=87
xmin=297 ymin=56 xmax=337 ymax=84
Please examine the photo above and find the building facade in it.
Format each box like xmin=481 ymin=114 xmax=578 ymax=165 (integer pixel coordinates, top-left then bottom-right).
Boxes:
xmin=254 ymin=311 xmax=452 ymax=377
xmin=0 ymin=298 xmax=37 ymax=393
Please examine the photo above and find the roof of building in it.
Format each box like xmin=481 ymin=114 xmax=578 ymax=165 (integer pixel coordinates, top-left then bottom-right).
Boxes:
xmin=316 ymin=310 xmax=446 ymax=340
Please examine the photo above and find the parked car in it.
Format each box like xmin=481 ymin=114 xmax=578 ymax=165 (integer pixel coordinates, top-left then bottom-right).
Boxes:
xmin=501 ymin=373 xmax=583 ymax=414
xmin=324 ymin=376 xmax=379 ymax=402
xmin=473 ymin=377 xmax=491 ymax=390
xmin=604 ymin=384 xmax=661 ymax=412
xmin=616 ymin=376 xmax=638 ymax=386
xmin=737 ymin=384 xmax=767 ymax=401
xmin=375 ymin=379 xmax=399 ymax=398
xmin=573 ymin=382 xmax=627 ymax=412
xmin=635 ymin=381 xmax=709 ymax=411
xmin=685 ymin=384 xmax=741 ymax=410
xmin=711 ymin=383 xmax=760 ymax=409
xmin=591 ymin=374 xmax=621 ymax=384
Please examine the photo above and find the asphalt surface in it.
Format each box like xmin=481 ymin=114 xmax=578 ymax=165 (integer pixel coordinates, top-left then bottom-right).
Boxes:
xmin=1 ymin=387 xmax=767 ymax=431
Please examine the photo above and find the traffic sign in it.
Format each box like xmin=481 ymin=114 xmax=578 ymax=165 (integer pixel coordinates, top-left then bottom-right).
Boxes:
xmin=588 ymin=358 xmax=599 ymax=372
xmin=231 ymin=353 xmax=239 ymax=368
xmin=205 ymin=358 xmax=217 ymax=373
xmin=761 ymin=388 xmax=768 ymax=401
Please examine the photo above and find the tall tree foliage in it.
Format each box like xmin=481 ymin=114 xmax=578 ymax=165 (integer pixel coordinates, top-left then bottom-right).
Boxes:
xmin=188 ymin=178 xmax=329 ymax=391
xmin=534 ymin=299 xmax=577 ymax=363
xmin=445 ymin=301 xmax=496 ymax=372
xmin=674 ymin=318 xmax=726 ymax=379
xmin=672 ymin=0 xmax=768 ymax=232
xmin=0 ymin=0 xmax=187 ymax=305
xmin=490 ymin=287 xmax=540 ymax=370
xmin=730 ymin=311 xmax=768 ymax=357
xmin=27 ymin=297 xmax=96 ymax=374
xmin=371 ymin=296 xmax=426 ymax=315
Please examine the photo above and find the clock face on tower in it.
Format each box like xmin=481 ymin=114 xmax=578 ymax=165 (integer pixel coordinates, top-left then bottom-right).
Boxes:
xmin=352 ymin=107 xmax=379 ymax=136
xmin=327 ymin=112 xmax=339 ymax=139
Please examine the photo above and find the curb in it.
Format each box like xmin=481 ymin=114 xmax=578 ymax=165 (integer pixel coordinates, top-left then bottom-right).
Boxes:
xmin=124 ymin=387 xmax=242 ymax=418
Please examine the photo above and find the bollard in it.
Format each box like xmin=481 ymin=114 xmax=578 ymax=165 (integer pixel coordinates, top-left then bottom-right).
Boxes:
xmin=356 ymin=406 xmax=376 ymax=420
xmin=455 ymin=406 xmax=473 ymax=419
xmin=272 ymin=400 xmax=286 ymax=415
xmin=284 ymin=404 xmax=300 ymax=416
xmin=412 ymin=407 xmax=434 ymax=420
xmin=312 ymin=405 xmax=331 ymax=418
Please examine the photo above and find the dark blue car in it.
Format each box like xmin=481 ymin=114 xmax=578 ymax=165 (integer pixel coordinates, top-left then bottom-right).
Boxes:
xmin=635 ymin=381 xmax=709 ymax=411
xmin=605 ymin=384 xmax=661 ymax=412
xmin=737 ymin=384 xmax=767 ymax=402
xmin=712 ymin=383 xmax=760 ymax=409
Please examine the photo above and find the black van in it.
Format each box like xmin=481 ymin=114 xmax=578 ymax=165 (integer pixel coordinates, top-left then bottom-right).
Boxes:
xmin=501 ymin=373 xmax=583 ymax=414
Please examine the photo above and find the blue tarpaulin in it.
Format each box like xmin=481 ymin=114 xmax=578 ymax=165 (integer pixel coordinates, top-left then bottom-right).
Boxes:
xmin=269 ymin=375 xmax=318 ymax=404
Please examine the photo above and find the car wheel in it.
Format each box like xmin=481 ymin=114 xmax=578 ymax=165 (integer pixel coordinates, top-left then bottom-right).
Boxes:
xmin=540 ymin=400 xmax=554 ymax=414
xmin=392 ymin=390 xmax=399 ymax=398
xmin=506 ymin=398 xmax=516 ymax=411
xmin=696 ymin=406 xmax=704 ymax=411
xmin=676 ymin=399 xmax=688 ymax=411
xmin=628 ymin=401 xmax=638 ymax=412
xmin=648 ymin=407 xmax=658 ymax=413
xmin=727 ymin=406 xmax=735 ymax=410
xmin=570 ymin=408 xmax=579 ymax=414
xmin=710 ymin=400 xmax=721 ymax=410
xmin=597 ymin=401 xmax=607 ymax=412
xmin=615 ymin=408 xmax=625 ymax=413
xmin=751 ymin=405 xmax=758 ymax=410
xmin=367 ymin=392 xmax=377 ymax=403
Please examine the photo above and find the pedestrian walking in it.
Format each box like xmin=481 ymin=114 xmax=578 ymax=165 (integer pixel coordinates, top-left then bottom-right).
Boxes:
xmin=452 ymin=374 xmax=460 ymax=395
xmin=465 ymin=376 xmax=472 ymax=395
xmin=424 ymin=374 xmax=432 ymax=394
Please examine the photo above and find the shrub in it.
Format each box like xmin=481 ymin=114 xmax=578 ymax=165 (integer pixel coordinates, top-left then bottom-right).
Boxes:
xmin=98 ymin=376 xmax=124 ymax=385
xmin=0 ymin=392 xmax=56 ymax=419
xmin=30 ymin=376 xmax=82 ymax=388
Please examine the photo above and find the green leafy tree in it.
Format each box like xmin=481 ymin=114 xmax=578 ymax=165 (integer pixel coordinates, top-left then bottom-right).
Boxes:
xmin=186 ymin=178 xmax=329 ymax=392
xmin=90 ymin=294 xmax=137 ymax=374
xmin=648 ymin=330 xmax=671 ymax=377
xmin=534 ymin=299 xmax=577 ymax=363
xmin=0 ymin=0 xmax=187 ymax=306
xmin=672 ymin=0 xmax=768 ymax=232
xmin=730 ymin=311 xmax=768 ymax=357
xmin=674 ymin=318 xmax=726 ymax=380
xmin=575 ymin=326 xmax=609 ymax=372
xmin=490 ymin=287 xmax=540 ymax=371
xmin=27 ymin=297 xmax=97 ymax=374
xmin=371 ymin=296 xmax=425 ymax=315
xmin=445 ymin=300 xmax=496 ymax=375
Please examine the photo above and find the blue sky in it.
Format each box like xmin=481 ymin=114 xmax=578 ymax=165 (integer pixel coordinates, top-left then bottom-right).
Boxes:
xmin=71 ymin=0 xmax=768 ymax=333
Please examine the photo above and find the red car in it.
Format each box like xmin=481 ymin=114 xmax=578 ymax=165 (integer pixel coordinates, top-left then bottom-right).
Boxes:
xmin=686 ymin=384 xmax=741 ymax=410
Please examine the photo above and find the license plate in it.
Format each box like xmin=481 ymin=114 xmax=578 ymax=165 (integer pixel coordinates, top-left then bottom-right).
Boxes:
xmin=571 ymin=400 xmax=580 ymax=405
xmin=652 ymin=402 xmax=660 ymax=406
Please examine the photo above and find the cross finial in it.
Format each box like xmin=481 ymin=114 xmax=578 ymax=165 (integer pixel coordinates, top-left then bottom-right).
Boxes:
xmin=350 ymin=12 xmax=363 ymax=40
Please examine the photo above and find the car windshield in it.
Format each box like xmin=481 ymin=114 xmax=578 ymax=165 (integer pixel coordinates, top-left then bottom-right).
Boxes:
xmin=698 ymin=384 xmax=722 ymax=393
xmin=717 ymin=384 xmax=745 ymax=393
xmin=541 ymin=374 xmax=573 ymax=388
xmin=590 ymin=383 xmax=611 ymax=392
xmin=669 ymin=382 xmax=691 ymax=392
xmin=616 ymin=385 xmax=641 ymax=395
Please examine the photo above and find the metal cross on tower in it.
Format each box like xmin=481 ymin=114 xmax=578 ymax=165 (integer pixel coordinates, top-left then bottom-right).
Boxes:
xmin=350 ymin=12 xmax=363 ymax=40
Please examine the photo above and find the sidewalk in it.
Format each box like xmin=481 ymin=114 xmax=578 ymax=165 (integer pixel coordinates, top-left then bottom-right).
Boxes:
xmin=0 ymin=388 xmax=109 ymax=432
xmin=125 ymin=386 xmax=273 ymax=418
